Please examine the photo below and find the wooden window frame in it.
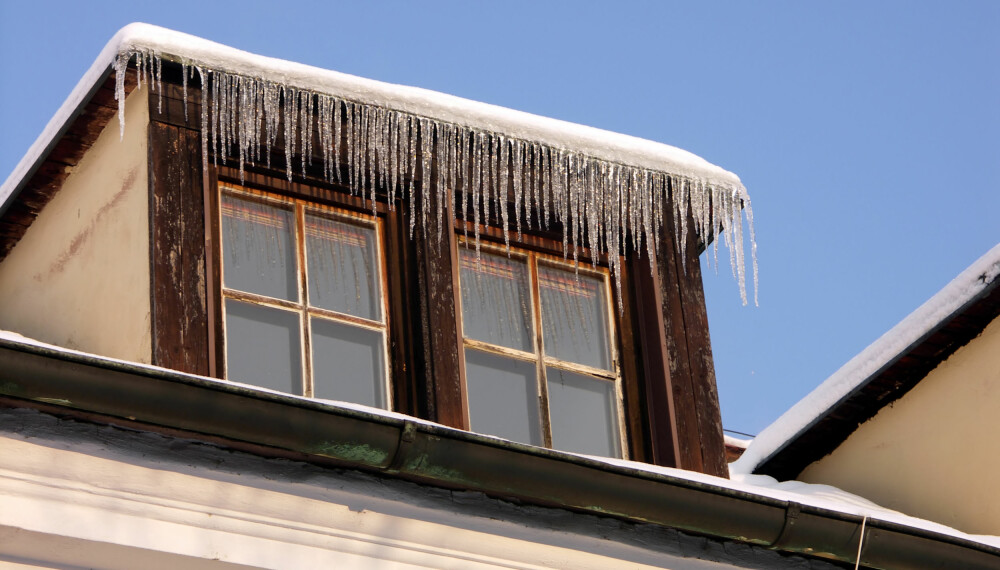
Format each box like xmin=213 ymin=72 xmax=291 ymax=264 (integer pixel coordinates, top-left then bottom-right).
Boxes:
xmin=216 ymin=183 xmax=393 ymax=403
xmin=456 ymin=238 xmax=629 ymax=457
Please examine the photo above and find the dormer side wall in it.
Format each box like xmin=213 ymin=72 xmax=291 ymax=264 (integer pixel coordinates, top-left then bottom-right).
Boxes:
xmin=0 ymin=86 xmax=151 ymax=362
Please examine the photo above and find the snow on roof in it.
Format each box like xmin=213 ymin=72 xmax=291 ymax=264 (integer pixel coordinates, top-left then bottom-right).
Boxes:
xmin=1 ymin=22 xmax=740 ymax=213
xmin=1 ymin=23 xmax=757 ymax=305
xmin=732 ymin=243 xmax=1000 ymax=476
xmin=723 ymin=434 xmax=751 ymax=449
xmin=2 ymin=327 xmax=998 ymax=550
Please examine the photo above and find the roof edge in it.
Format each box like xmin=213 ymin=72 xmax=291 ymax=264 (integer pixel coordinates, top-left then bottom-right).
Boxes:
xmin=1 ymin=334 xmax=997 ymax=568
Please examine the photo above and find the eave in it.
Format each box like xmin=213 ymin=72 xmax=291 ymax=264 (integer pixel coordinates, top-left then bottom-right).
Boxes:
xmin=1 ymin=335 xmax=997 ymax=569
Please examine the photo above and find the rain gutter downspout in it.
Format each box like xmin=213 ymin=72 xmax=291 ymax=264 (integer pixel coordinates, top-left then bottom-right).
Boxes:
xmin=0 ymin=337 xmax=997 ymax=569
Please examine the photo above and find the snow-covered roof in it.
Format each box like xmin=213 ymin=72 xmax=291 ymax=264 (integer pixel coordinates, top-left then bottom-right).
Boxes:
xmin=2 ymin=327 xmax=998 ymax=551
xmin=0 ymin=21 xmax=740 ymax=216
xmin=732 ymin=243 xmax=1000 ymax=476
xmin=0 ymin=23 xmax=757 ymax=304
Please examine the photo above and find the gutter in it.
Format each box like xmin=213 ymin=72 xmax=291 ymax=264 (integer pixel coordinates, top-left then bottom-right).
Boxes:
xmin=1 ymin=337 xmax=997 ymax=569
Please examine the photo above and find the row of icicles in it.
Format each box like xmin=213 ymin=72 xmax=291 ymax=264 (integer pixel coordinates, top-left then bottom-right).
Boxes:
xmin=115 ymin=49 xmax=757 ymax=307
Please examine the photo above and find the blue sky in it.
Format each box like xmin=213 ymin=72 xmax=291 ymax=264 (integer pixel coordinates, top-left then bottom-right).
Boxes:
xmin=2 ymin=1 xmax=998 ymax=437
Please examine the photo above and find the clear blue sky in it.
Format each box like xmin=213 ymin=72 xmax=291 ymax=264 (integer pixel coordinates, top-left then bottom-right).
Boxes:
xmin=2 ymin=1 xmax=998 ymax=437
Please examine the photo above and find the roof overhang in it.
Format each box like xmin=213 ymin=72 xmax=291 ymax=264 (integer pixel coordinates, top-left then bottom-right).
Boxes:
xmin=1 ymin=334 xmax=997 ymax=568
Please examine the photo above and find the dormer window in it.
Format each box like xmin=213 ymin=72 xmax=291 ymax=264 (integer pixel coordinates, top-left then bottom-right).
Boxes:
xmin=458 ymin=245 xmax=624 ymax=457
xmin=219 ymin=184 xmax=391 ymax=408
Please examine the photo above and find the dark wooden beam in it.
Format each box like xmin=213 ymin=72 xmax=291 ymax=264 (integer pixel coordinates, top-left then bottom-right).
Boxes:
xmin=148 ymin=118 xmax=209 ymax=376
xmin=630 ymin=253 xmax=681 ymax=468
xmin=412 ymin=181 xmax=468 ymax=429
xmin=640 ymin=194 xmax=728 ymax=478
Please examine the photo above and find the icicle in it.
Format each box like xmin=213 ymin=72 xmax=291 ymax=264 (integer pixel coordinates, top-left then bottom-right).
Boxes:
xmin=112 ymin=50 xmax=758 ymax=306
xmin=333 ymin=97 xmax=343 ymax=182
xmin=181 ymin=62 xmax=189 ymax=122
xmin=155 ymin=54 xmax=163 ymax=115
xmin=420 ymin=119 xmax=434 ymax=242
xmin=512 ymin=139 xmax=524 ymax=240
xmin=498 ymin=135 xmax=510 ymax=250
xmin=300 ymin=90 xmax=314 ymax=177
xmin=472 ymin=131 xmax=484 ymax=258
xmin=407 ymin=116 xmax=418 ymax=239
xmin=197 ymin=66 xmax=208 ymax=177
xmin=114 ymin=52 xmax=131 ymax=140
xmin=435 ymin=122 xmax=448 ymax=244
xmin=459 ymin=129 xmax=471 ymax=242
xmin=283 ymin=86 xmax=298 ymax=181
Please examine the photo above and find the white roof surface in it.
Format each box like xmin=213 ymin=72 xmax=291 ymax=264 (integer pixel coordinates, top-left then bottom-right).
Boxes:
xmin=2 ymin=328 xmax=998 ymax=550
xmin=732 ymin=243 xmax=1000 ymax=476
xmin=1 ymin=22 xmax=741 ymax=212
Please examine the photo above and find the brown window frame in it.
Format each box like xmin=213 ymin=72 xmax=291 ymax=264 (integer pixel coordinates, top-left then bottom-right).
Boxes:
xmin=216 ymin=182 xmax=393 ymax=403
xmin=456 ymin=237 xmax=630 ymax=457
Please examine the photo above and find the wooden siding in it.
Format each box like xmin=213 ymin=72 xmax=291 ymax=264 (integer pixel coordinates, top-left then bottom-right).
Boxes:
xmin=148 ymin=100 xmax=209 ymax=376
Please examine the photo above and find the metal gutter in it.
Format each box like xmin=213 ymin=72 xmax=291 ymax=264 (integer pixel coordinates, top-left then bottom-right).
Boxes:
xmin=1 ymin=336 xmax=997 ymax=569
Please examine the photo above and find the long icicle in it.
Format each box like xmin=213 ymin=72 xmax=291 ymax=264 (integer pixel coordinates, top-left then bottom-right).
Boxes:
xmin=114 ymin=50 xmax=758 ymax=306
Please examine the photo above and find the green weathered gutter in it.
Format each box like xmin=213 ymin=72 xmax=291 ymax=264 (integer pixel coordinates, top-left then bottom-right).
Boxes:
xmin=1 ymin=336 xmax=997 ymax=569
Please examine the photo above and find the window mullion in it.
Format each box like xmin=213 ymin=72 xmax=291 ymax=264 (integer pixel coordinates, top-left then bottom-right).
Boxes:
xmin=528 ymin=253 xmax=553 ymax=449
xmin=296 ymin=204 xmax=312 ymax=397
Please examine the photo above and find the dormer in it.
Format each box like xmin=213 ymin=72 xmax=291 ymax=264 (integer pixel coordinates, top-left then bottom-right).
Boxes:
xmin=0 ymin=24 xmax=755 ymax=477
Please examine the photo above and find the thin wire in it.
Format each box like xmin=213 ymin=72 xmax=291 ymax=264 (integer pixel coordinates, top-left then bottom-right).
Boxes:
xmin=854 ymin=515 xmax=868 ymax=570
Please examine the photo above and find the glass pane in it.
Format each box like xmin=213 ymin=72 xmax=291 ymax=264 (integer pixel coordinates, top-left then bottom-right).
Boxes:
xmin=538 ymin=266 xmax=611 ymax=370
xmin=459 ymin=248 xmax=532 ymax=352
xmin=311 ymin=318 xmax=387 ymax=408
xmin=465 ymin=348 xmax=542 ymax=446
xmin=221 ymin=192 xmax=298 ymax=301
xmin=546 ymin=367 xmax=620 ymax=458
xmin=225 ymin=299 xmax=302 ymax=394
xmin=306 ymin=214 xmax=382 ymax=321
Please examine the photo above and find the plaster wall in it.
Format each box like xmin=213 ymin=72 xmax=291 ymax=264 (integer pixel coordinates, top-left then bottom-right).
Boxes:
xmin=0 ymin=408 xmax=840 ymax=570
xmin=0 ymin=87 xmax=151 ymax=362
xmin=801 ymin=315 xmax=1000 ymax=535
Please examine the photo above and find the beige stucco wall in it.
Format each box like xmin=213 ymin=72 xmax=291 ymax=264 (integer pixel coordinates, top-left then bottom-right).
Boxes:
xmin=800 ymin=314 xmax=1000 ymax=535
xmin=0 ymin=86 xmax=151 ymax=362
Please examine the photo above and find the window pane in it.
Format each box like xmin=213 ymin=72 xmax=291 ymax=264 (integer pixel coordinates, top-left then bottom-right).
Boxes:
xmin=465 ymin=348 xmax=542 ymax=446
xmin=225 ymin=299 xmax=302 ymax=394
xmin=306 ymin=214 xmax=382 ymax=321
xmin=459 ymin=248 xmax=533 ymax=352
xmin=546 ymin=367 xmax=620 ymax=458
xmin=311 ymin=318 xmax=387 ymax=408
xmin=221 ymin=193 xmax=298 ymax=301
xmin=538 ymin=266 xmax=611 ymax=370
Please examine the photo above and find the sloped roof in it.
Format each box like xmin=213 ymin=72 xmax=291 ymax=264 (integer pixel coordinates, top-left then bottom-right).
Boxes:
xmin=733 ymin=243 xmax=1000 ymax=480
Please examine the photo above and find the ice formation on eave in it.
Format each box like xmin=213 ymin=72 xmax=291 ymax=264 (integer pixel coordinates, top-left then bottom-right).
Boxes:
xmin=733 ymin=242 xmax=1000 ymax=475
xmin=59 ymin=23 xmax=762 ymax=304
